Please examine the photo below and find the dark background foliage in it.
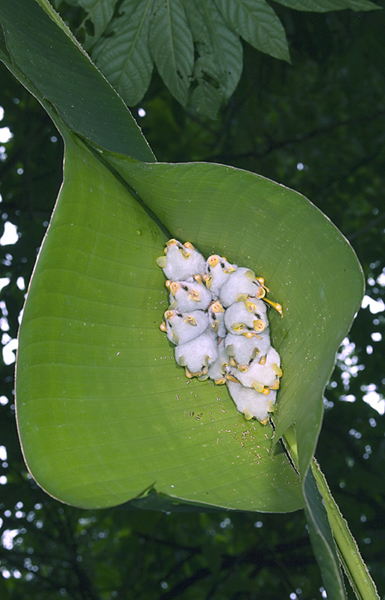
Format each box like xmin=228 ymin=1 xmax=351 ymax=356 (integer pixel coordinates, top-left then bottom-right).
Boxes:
xmin=0 ymin=2 xmax=384 ymax=598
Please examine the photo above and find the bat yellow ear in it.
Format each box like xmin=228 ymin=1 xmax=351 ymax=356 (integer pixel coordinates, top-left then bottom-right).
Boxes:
xmin=251 ymin=347 xmax=259 ymax=361
xmin=244 ymin=300 xmax=256 ymax=312
xmin=243 ymin=408 xmax=253 ymax=420
xmin=231 ymin=323 xmax=245 ymax=332
xmin=226 ymin=373 xmax=241 ymax=384
xmin=198 ymin=373 xmax=210 ymax=381
xmin=272 ymin=363 xmax=283 ymax=377
xmin=159 ymin=321 xmax=167 ymax=332
xmin=184 ymin=242 xmax=195 ymax=250
xmin=156 ymin=256 xmax=167 ymax=268
xmin=252 ymin=381 xmax=264 ymax=393
xmin=177 ymin=355 xmax=186 ymax=366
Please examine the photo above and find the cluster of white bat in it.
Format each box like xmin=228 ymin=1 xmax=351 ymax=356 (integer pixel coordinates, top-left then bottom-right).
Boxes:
xmin=157 ymin=239 xmax=283 ymax=424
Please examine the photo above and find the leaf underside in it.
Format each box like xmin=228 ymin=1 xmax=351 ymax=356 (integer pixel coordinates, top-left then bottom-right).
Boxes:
xmin=16 ymin=134 xmax=364 ymax=511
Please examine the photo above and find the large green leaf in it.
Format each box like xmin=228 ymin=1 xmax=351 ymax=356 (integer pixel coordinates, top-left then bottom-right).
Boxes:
xmin=0 ymin=0 xmax=154 ymax=161
xmin=16 ymin=133 xmax=304 ymax=511
xmin=16 ymin=133 xmax=363 ymax=511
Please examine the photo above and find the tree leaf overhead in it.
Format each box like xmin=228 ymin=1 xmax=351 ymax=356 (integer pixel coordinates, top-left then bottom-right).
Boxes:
xmin=0 ymin=0 xmax=154 ymax=161
xmin=76 ymin=0 xmax=119 ymax=49
xmin=149 ymin=0 xmax=194 ymax=106
xmin=214 ymin=0 xmax=290 ymax=62
xmin=184 ymin=0 xmax=243 ymax=118
xmin=48 ymin=0 xmax=379 ymax=117
xmin=92 ymin=0 xmax=154 ymax=106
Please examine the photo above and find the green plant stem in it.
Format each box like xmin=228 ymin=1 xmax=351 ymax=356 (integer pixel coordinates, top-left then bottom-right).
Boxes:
xmin=311 ymin=458 xmax=379 ymax=600
xmin=283 ymin=428 xmax=379 ymax=600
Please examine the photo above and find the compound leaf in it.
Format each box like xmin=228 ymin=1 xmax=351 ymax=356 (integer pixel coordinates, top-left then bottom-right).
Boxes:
xmin=184 ymin=0 xmax=243 ymax=118
xmin=214 ymin=0 xmax=290 ymax=62
xmin=149 ymin=0 xmax=194 ymax=106
xmin=92 ymin=0 xmax=154 ymax=105
xmin=77 ymin=0 xmax=119 ymax=48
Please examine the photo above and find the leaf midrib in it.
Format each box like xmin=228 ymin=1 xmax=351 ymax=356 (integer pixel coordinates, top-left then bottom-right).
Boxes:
xmin=85 ymin=140 xmax=172 ymax=240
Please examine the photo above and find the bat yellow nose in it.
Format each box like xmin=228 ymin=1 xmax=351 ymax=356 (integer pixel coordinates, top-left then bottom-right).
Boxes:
xmin=253 ymin=319 xmax=265 ymax=332
xmin=208 ymin=255 xmax=219 ymax=267
xmin=211 ymin=300 xmax=225 ymax=313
